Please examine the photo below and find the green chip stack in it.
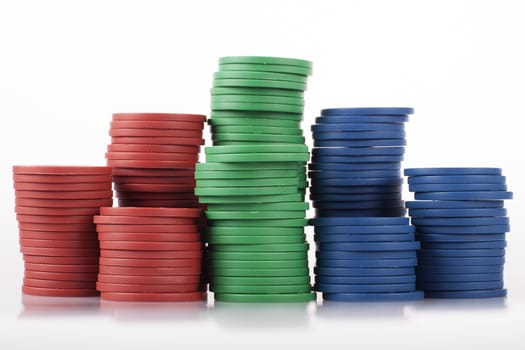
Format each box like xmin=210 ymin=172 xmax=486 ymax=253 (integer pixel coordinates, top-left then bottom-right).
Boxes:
xmin=195 ymin=56 xmax=315 ymax=302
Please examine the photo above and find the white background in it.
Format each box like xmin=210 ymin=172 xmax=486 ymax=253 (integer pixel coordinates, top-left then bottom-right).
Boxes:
xmin=1 ymin=0 xmax=524 ymax=349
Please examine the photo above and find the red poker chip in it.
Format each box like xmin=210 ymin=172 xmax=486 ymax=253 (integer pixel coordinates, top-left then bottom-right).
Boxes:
xmin=117 ymin=199 xmax=200 ymax=208
xmin=16 ymin=214 xmax=96 ymax=224
xmin=19 ymin=230 xmax=96 ymax=240
xmin=95 ymin=224 xmax=199 ymax=233
xmin=24 ymin=277 xmax=97 ymax=289
xmin=14 ymin=182 xmax=111 ymax=191
xmin=96 ymin=282 xmax=201 ymax=293
xmin=100 ymin=249 xmax=202 ymax=259
xmin=22 ymin=285 xmax=99 ymax=297
xmin=105 ymin=152 xmax=199 ymax=162
xmin=111 ymin=167 xmax=195 ymax=177
xmin=98 ymin=265 xmax=201 ymax=276
xmin=108 ymin=144 xmax=200 ymax=154
xmin=94 ymin=215 xmax=196 ymax=225
xmin=110 ymin=120 xmax=204 ymax=130
xmin=13 ymin=166 xmax=111 ymax=175
xmin=15 ymin=190 xmax=113 ymax=200
xmin=21 ymin=246 xmax=100 ymax=257
xmin=100 ymin=291 xmax=204 ymax=302
xmin=23 ymin=255 xmax=100 ymax=265
xmin=112 ymin=113 xmax=206 ymax=123
xmin=99 ymin=207 xmax=201 ymax=218
xmin=115 ymin=191 xmax=197 ymax=200
xmin=114 ymin=183 xmax=194 ymax=193
xmin=15 ymin=206 xmax=101 ymax=216
xmin=98 ymin=232 xmax=200 ymax=242
xmin=13 ymin=174 xmax=112 ymax=183
xmin=109 ymin=128 xmax=203 ymax=138
xmin=106 ymin=159 xmax=197 ymax=169
xmin=110 ymin=136 xmax=205 ymax=146
xmin=99 ymin=241 xmax=202 ymax=251
xmin=24 ymin=262 xmax=99 ymax=273
xmin=19 ymin=222 xmax=96 ymax=232
xmin=113 ymin=175 xmax=195 ymax=185
xmin=20 ymin=239 xmax=99 ymax=249
xmin=24 ymin=270 xmax=98 ymax=281
xmin=15 ymin=197 xmax=113 ymax=208
xmin=98 ymin=257 xmax=201 ymax=267
xmin=97 ymin=273 xmax=202 ymax=285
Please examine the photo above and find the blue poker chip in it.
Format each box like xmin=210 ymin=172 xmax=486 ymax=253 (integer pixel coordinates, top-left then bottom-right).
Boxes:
xmin=316 ymin=282 xmax=416 ymax=293
xmin=411 ymin=217 xmax=510 ymax=226
xmin=316 ymin=208 xmax=407 ymax=217
xmin=316 ymin=258 xmax=418 ymax=268
xmin=418 ymin=248 xmax=505 ymax=258
xmin=417 ymin=256 xmax=505 ymax=266
xmin=405 ymin=200 xmax=505 ymax=209
xmin=408 ymin=175 xmax=506 ymax=184
xmin=312 ymin=130 xmax=406 ymax=140
xmin=424 ymin=289 xmax=506 ymax=299
xmin=313 ymin=224 xmax=414 ymax=234
xmin=404 ymin=168 xmax=502 ymax=176
xmin=416 ymin=225 xmax=510 ymax=234
xmin=318 ymin=241 xmax=420 ymax=251
xmin=309 ymin=170 xmax=402 ymax=179
xmin=420 ymin=241 xmax=507 ymax=250
xmin=310 ymin=185 xmax=403 ymax=194
xmin=313 ymin=200 xmax=405 ymax=209
xmin=323 ymin=291 xmax=424 ymax=302
xmin=311 ymin=177 xmax=404 ymax=187
xmin=321 ymin=107 xmax=414 ymax=116
xmin=311 ymin=193 xmax=403 ymax=202
xmin=409 ymin=183 xmax=507 ymax=192
xmin=317 ymin=250 xmax=417 ymax=260
xmin=312 ymin=155 xmax=405 ymax=163
xmin=417 ymin=233 xmax=506 ymax=243
xmin=314 ymin=139 xmax=407 ymax=147
xmin=416 ymin=264 xmax=504 ymax=274
xmin=311 ymin=217 xmax=409 ymax=226
xmin=417 ymin=280 xmax=503 ymax=291
xmin=415 ymin=191 xmax=513 ymax=201
xmin=408 ymin=208 xmax=507 ymax=218
xmin=316 ymin=275 xmax=416 ymax=284
xmin=312 ymin=147 xmax=405 ymax=157
xmin=314 ymin=233 xmax=416 ymax=243
xmin=314 ymin=266 xmax=415 ymax=277
xmin=416 ymin=272 xmax=503 ymax=283
xmin=312 ymin=123 xmax=405 ymax=132
xmin=316 ymin=115 xmax=409 ymax=124
xmin=309 ymin=162 xmax=401 ymax=171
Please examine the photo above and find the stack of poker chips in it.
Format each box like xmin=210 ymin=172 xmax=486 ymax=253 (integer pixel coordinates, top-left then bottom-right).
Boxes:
xmin=309 ymin=107 xmax=412 ymax=217
xmin=405 ymin=167 xmax=512 ymax=299
xmin=312 ymin=217 xmax=423 ymax=302
xmin=13 ymin=166 xmax=113 ymax=297
xmin=106 ymin=113 xmax=206 ymax=208
xmin=94 ymin=207 xmax=205 ymax=302
xmin=195 ymin=56 xmax=315 ymax=303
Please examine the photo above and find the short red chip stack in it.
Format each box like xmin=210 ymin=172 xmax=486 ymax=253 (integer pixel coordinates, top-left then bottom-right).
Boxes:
xmin=95 ymin=207 xmax=205 ymax=302
xmin=107 ymin=113 xmax=206 ymax=208
xmin=13 ymin=166 xmax=113 ymax=297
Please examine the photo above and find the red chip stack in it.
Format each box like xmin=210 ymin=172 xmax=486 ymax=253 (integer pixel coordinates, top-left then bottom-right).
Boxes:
xmin=106 ymin=113 xmax=206 ymax=208
xmin=95 ymin=207 xmax=205 ymax=302
xmin=13 ymin=166 xmax=113 ymax=297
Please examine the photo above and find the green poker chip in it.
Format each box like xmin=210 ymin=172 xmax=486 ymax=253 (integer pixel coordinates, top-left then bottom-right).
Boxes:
xmin=205 ymin=152 xmax=309 ymax=163
xmin=210 ymin=284 xmax=311 ymax=294
xmin=197 ymin=193 xmax=303 ymax=204
xmin=195 ymin=186 xmax=299 ymax=196
xmin=197 ymin=177 xmax=299 ymax=188
xmin=211 ymin=87 xmax=304 ymax=98
xmin=210 ymin=267 xmax=309 ymax=277
xmin=214 ymin=292 xmax=316 ymax=303
xmin=207 ymin=227 xmax=304 ymax=236
xmin=195 ymin=169 xmax=299 ymax=179
xmin=205 ymin=211 xmax=306 ymax=220
xmin=205 ymin=202 xmax=309 ymax=211
xmin=213 ymin=78 xmax=306 ymax=91
xmin=218 ymin=63 xmax=311 ymax=76
xmin=210 ymin=219 xmax=308 ymax=227
xmin=218 ymin=56 xmax=312 ymax=70
xmin=211 ymin=110 xmax=303 ymax=120
xmin=209 ymin=243 xmax=309 ymax=252
xmin=211 ymin=94 xmax=304 ymax=106
xmin=207 ymin=235 xmax=306 ymax=244
xmin=209 ymin=117 xmax=301 ymax=128
xmin=212 ymin=133 xmax=305 ymax=144
xmin=205 ymin=144 xmax=308 ymax=154
xmin=196 ymin=162 xmax=302 ymax=171
xmin=209 ymin=259 xmax=308 ymax=269
xmin=211 ymin=101 xmax=304 ymax=114
xmin=210 ymin=276 xmax=310 ymax=286
xmin=211 ymin=125 xmax=303 ymax=136
xmin=214 ymin=71 xmax=307 ymax=84
xmin=207 ymin=251 xmax=307 ymax=261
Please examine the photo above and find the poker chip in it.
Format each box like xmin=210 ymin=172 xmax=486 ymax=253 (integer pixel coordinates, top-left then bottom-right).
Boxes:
xmin=417 ymin=273 xmax=503 ymax=283
xmin=322 ymin=291 xmax=424 ymax=302
xmin=420 ymin=241 xmax=507 ymax=249
xmin=210 ymin=259 xmax=308 ymax=269
xmin=417 ymin=280 xmax=504 ymax=291
xmin=409 ymin=183 xmax=507 ymax=192
xmin=406 ymin=200 xmax=505 ymax=209
xmin=316 ymin=258 xmax=418 ymax=268
xmin=316 ymin=275 xmax=416 ymax=284
xmin=207 ymin=226 xmax=304 ymax=236
xmin=24 ymin=270 xmax=98 ymax=281
xmin=411 ymin=217 xmax=510 ymax=226
xmin=314 ymin=267 xmax=415 ymax=277
xmin=314 ymin=233 xmax=415 ymax=243
xmin=316 ymin=283 xmax=416 ymax=293
xmin=321 ymin=107 xmax=414 ymax=116
xmin=312 ymin=224 xmax=414 ymax=234
xmin=316 ymin=250 xmax=417 ymax=260
xmin=208 ymin=235 xmax=306 ymax=245
xmin=417 ymin=234 xmax=506 ymax=243
xmin=100 ymin=291 xmax=205 ymax=302
xmin=214 ymin=292 xmax=315 ymax=303
xmin=22 ymin=285 xmax=99 ymax=297
xmin=407 ymin=175 xmax=506 ymax=184
xmin=418 ymin=249 xmax=505 ymax=257
xmin=404 ymin=168 xmax=502 ymax=176
xmin=312 ymin=123 xmax=405 ymax=132
xmin=424 ymin=289 xmax=507 ymax=299
xmin=414 ymin=191 xmax=513 ymax=200
xmin=416 ymin=225 xmax=510 ymax=234
xmin=96 ymin=282 xmax=202 ymax=294
xmin=314 ymin=139 xmax=407 ymax=147
xmin=408 ymin=208 xmax=507 ymax=217
xmin=211 ymin=284 xmax=311 ymax=294
xmin=98 ymin=265 xmax=201 ymax=276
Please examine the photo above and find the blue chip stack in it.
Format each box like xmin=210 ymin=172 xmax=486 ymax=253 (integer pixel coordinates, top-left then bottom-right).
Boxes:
xmin=312 ymin=217 xmax=424 ymax=301
xmin=309 ymin=107 xmax=413 ymax=217
xmin=405 ymin=167 xmax=513 ymax=299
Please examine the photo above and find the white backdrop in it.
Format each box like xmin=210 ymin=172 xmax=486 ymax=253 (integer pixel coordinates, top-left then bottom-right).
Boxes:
xmin=1 ymin=1 xmax=524 ymax=349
